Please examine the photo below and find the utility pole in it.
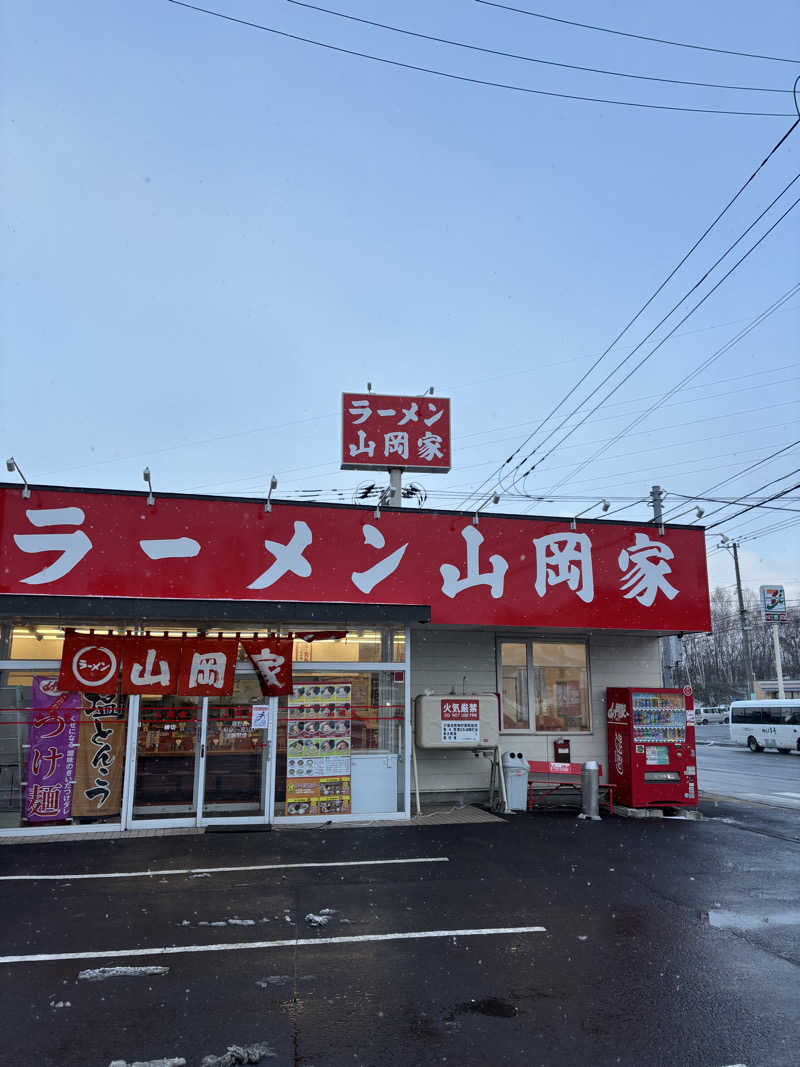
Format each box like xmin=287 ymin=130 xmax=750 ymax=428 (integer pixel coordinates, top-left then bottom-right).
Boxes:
xmin=731 ymin=541 xmax=756 ymax=700
xmin=649 ymin=484 xmax=664 ymax=532
xmin=389 ymin=467 xmax=403 ymax=507
xmin=772 ymin=622 xmax=785 ymax=699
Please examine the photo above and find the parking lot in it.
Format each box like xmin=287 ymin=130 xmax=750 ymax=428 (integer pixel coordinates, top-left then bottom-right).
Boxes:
xmin=2 ymin=803 xmax=799 ymax=1067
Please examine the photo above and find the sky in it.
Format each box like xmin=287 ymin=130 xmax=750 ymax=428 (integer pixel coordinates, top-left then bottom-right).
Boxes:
xmin=2 ymin=0 xmax=799 ymax=605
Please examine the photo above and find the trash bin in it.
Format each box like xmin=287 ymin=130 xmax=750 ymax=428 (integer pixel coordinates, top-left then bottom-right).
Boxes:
xmin=502 ymin=751 xmax=528 ymax=811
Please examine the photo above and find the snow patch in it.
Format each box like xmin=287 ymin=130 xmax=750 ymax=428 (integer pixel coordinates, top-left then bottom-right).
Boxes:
xmin=78 ymin=966 xmax=169 ymax=982
xmin=304 ymin=913 xmax=330 ymax=927
xmin=200 ymin=1041 xmax=275 ymax=1065
xmin=108 ymin=1059 xmax=186 ymax=1067
xmin=198 ymin=919 xmax=256 ymax=927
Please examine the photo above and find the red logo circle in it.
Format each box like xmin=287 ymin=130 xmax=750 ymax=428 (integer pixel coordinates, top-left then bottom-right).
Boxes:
xmin=72 ymin=645 xmax=118 ymax=688
xmin=683 ymin=685 xmax=693 ymax=696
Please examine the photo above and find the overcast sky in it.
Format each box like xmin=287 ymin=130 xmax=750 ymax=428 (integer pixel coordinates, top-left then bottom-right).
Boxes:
xmin=2 ymin=0 xmax=799 ymax=603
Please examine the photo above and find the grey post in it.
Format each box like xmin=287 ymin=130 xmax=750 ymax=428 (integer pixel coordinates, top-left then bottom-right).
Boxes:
xmin=578 ymin=760 xmax=601 ymax=821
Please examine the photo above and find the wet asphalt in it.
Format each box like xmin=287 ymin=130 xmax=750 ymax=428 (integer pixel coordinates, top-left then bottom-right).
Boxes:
xmin=1 ymin=799 xmax=798 ymax=1067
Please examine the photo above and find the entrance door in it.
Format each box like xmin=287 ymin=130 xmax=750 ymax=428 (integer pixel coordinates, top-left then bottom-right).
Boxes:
xmin=124 ymin=679 xmax=276 ymax=828
xmin=200 ymin=676 xmax=275 ymax=824
xmin=129 ymin=694 xmax=203 ymax=821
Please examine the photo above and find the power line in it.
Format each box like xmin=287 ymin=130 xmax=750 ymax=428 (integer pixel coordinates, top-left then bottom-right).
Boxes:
xmin=691 ymin=465 xmax=800 ymax=525
xmin=163 ymin=1 xmax=794 ymax=115
xmin=285 ymin=0 xmax=791 ymax=94
xmin=664 ymin=439 xmax=800 ymax=520
xmin=533 ymin=280 xmax=800 ymax=494
xmin=517 ymin=193 xmax=800 ymax=501
xmin=475 ymin=1 xmax=800 ymax=65
xmin=669 ymin=492 xmax=800 ymax=514
xmin=705 ymin=476 xmax=800 ymax=528
xmin=457 ymin=116 xmax=800 ymax=510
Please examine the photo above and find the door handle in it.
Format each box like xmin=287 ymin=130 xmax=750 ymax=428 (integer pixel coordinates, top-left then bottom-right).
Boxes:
xmin=201 ymin=744 xmax=205 ymax=758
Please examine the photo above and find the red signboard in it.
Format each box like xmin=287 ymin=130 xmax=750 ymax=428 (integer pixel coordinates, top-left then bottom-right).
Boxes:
xmin=341 ymin=393 xmax=451 ymax=472
xmin=176 ymin=638 xmax=238 ymax=696
xmin=441 ymin=699 xmax=479 ymax=720
xmin=58 ymin=630 xmax=124 ymax=695
xmin=121 ymin=636 xmax=183 ymax=695
xmin=241 ymin=637 xmax=294 ymax=696
xmin=0 ymin=486 xmax=712 ymax=632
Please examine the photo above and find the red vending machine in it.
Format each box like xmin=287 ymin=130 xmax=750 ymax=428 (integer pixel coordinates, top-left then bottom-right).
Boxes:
xmin=606 ymin=687 xmax=697 ymax=809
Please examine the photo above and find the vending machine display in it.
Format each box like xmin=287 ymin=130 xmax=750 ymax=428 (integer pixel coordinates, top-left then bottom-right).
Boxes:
xmin=606 ymin=687 xmax=697 ymax=808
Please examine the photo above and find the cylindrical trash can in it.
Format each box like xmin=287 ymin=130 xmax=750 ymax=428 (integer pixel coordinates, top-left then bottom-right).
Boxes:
xmin=502 ymin=751 xmax=528 ymax=811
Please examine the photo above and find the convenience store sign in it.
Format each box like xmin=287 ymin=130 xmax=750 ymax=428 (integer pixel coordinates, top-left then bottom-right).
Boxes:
xmin=0 ymin=485 xmax=711 ymax=632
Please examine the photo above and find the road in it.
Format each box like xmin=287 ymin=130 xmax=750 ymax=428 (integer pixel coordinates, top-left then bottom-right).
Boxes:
xmin=1 ymin=804 xmax=799 ymax=1067
xmin=696 ymin=725 xmax=800 ymax=809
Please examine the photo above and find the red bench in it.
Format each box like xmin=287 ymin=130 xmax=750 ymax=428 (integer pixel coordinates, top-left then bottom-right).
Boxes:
xmin=527 ymin=761 xmax=614 ymax=814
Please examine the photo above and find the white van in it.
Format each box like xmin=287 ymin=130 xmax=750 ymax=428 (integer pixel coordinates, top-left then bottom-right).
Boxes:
xmin=729 ymin=700 xmax=800 ymax=753
xmin=695 ymin=705 xmax=728 ymax=725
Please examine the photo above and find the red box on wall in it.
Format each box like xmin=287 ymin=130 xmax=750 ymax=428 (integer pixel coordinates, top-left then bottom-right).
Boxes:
xmin=553 ymin=738 xmax=571 ymax=763
xmin=606 ymin=687 xmax=697 ymax=808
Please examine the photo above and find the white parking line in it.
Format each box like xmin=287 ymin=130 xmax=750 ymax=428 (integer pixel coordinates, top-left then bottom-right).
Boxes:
xmin=0 ymin=926 xmax=546 ymax=966
xmin=0 ymin=856 xmax=449 ymax=882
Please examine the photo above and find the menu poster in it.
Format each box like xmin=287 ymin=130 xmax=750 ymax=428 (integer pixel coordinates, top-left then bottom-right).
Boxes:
xmin=286 ymin=683 xmax=352 ymax=815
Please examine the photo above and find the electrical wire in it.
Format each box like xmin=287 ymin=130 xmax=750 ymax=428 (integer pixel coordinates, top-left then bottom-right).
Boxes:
xmin=457 ymin=116 xmax=800 ymax=510
xmin=517 ymin=193 xmax=800 ymax=502
xmin=285 ymin=0 xmax=791 ymax=94
xmin=163 ymin=1 xmax=795 ymax=116
xmin=475 ymin=1 xmax=800 ymax=65
xmin=532 ymin=281 xmax=800 ymax=494
xmin=688 ymin=465 xmax=800 ymax=524
xmin=705 ymin=477 xmax=800 ymax=528
xmin=458 ymin=364 xmax=800 ymax=452
xmin=661 ymin=437 xmax=800 ymax=520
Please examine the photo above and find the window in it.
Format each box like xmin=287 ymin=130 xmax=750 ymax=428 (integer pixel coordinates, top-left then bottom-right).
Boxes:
xmin=498 ymin=639 xmax=590 ymax=732
xmin=500 ymin=643 xmax=529 ymax=730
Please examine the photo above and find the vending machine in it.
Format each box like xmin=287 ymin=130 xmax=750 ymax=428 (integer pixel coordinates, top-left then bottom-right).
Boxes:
xmin=606 ymin=687 xmax=697 ymax=809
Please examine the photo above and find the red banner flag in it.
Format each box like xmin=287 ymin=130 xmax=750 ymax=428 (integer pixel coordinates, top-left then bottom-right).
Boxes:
xmin=120 ymin=636 xmax=183 ymax=695
xmin=240 ymin=637 xmax=293 ymax=696
xmin=176 ymin=638 xmax=237 ymax=696
xmin=58 ymin=630 xmax=123 ymax=695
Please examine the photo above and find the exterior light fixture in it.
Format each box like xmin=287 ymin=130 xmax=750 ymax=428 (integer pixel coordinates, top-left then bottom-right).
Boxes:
xmin=265 ymin=475 xmax=278 ymax=513
xmin=143 ymin=467 xmax=154 ymax=506
xmin=6 ymin=457 xmax=31 ymax=498
xmin=571 ymin=498 xmax=611 ymax=530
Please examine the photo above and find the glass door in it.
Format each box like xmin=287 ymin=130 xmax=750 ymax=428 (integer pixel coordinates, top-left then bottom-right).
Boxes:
xmin=200 ymin=676 xmax=274 ymax=823
xmin=130 ymin=694 xmax=202 ymax=821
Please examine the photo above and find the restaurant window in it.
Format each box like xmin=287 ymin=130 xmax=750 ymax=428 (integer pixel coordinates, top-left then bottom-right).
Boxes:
xmin=498 ymin=639 xmax=590 ymax=733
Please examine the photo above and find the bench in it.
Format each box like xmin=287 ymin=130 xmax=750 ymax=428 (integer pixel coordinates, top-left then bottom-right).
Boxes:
xmin=527 ymin=760 xmax=614 ymax=814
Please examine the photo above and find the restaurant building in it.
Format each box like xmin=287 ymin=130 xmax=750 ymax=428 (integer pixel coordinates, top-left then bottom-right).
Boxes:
xmin=0 ymin=482 xmax=712 ymax=836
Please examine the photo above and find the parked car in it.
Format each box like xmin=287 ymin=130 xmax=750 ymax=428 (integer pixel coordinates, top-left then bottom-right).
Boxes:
xmin=696 ymin=705 xmax=728 ymax=725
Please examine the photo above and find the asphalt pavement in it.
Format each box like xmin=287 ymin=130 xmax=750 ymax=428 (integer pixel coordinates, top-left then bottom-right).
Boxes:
xmin=2 ymin=798 xmax=799 ymax=1067
xmin=696 ymin=724 xmax=800 ymax=810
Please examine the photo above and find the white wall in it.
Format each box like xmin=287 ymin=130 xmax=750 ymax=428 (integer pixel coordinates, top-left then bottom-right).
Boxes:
xmin=410 ymin=626 xmax=662 ymax=794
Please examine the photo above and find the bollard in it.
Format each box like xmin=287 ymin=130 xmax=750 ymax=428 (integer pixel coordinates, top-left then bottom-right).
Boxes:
xmin=578 ymin=760 xmax=601 ymax=821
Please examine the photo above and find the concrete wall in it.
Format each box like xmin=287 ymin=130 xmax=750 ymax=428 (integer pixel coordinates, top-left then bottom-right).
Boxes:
xmin=410 ymin=626 xmax=663 ymax=797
